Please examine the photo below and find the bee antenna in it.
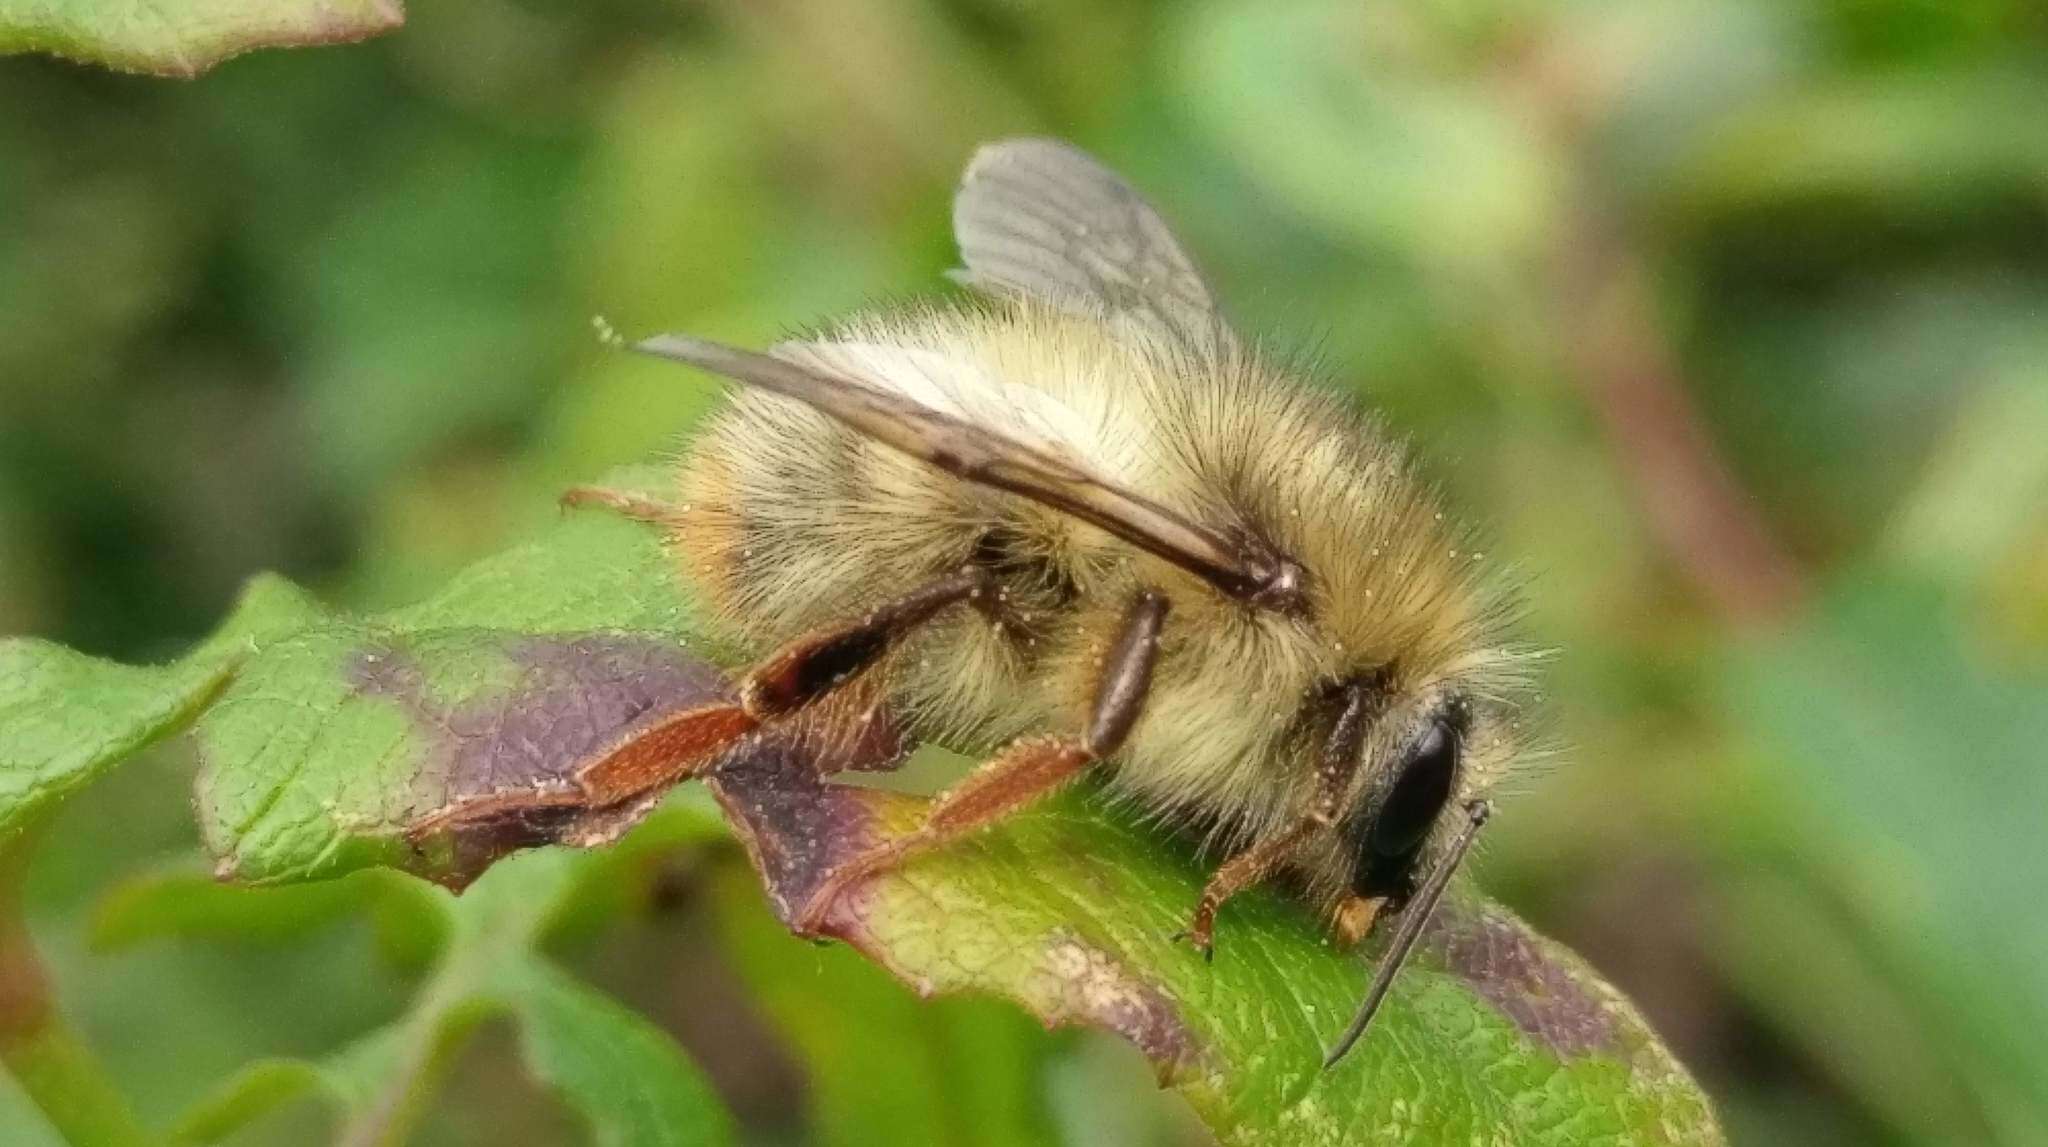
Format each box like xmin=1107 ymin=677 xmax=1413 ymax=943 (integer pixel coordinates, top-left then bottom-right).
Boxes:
xmin=1322 ymin=799 xmax=1492 ymax=1069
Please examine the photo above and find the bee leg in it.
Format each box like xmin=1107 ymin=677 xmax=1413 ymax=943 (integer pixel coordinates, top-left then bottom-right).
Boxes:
xmin=406 ymin=700 xmax=761 ymax=841
xmin=411 ymin=571 xmax=990 ymax=842
xmin=1175 ymin=822 xmax=1315 ymax=960
xmin=737 ymin=570 xmax=991 ymax=719
xmin=796 ymin=590 xmax=1169 ymax=934
xmin=1176 ymin=678 xmax=1374 ymax=958
xmin=795 ymin=735 xmax=1095 ymax=934
xmin=1331 ymin=894 xmax=1387 ymax=948
xmin=559 ymin=485 xmax=681 ymax=524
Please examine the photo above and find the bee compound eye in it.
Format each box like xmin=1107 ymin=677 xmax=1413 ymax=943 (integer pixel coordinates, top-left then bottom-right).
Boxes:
xmin=1368 ymin=717 xmax=1460 ymax=860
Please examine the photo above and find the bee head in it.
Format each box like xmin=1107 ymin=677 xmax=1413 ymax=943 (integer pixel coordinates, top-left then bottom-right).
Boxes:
xmin=1343 ymin=695 xmax=1469 ymax=904
xmin=1321 ymin=690 xmax=1489 ymax=1067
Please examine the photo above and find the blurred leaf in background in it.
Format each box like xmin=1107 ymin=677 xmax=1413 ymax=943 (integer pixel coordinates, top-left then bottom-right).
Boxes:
xmin=0 ymin=0 xmax=402 ymax=77
xmin=3 ymin=0 xmax=2046 ymax=1143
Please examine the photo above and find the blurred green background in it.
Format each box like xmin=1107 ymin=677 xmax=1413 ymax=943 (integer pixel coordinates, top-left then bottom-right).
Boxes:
xmin=4 ymin=0 xmax=2047 ymax=1143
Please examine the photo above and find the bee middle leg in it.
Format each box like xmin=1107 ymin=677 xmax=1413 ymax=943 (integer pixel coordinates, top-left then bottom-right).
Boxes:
xmin=795 ymin=589 xmax=1170 ymax=934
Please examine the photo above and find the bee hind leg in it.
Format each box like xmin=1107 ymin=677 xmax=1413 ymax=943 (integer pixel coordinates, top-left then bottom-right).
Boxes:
xmin=795 ymin=589 xmax=1169 ymax=934
xmin=408 ymin=571 xmax=990 ymax=849
xmin=560 ymin=485 xmax=681 ymax=525
xmin=406 ymin=700 xmax=760 ymax=844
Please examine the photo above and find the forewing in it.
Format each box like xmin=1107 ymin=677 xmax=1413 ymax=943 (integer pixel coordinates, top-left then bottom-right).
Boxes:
xmin=772 ymin=340 xmax=1101 ymax=468
xmin=951 ymin=138 xmax=1238 ymax=357
xmin=633 ymin=333 xmax=1267 ymax=598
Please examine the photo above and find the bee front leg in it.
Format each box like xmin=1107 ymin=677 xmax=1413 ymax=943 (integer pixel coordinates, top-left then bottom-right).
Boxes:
xmin=1331 ymin=893 xmax=1387 ymax=948
xmin=1176 ymin=822 xmax=1315 ymax=961
xmin=1176 ymin=677 xmax=1373 ymax=959
xmin=796 ymin=590 xmax=1169 ymax=934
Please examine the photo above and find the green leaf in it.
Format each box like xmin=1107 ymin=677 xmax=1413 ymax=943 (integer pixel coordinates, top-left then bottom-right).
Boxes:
xmin=167 ymin=1021 xmax=425 ymax=1146
xmin=194 ymin=474 xmax=720 ymax=887
xmin=703 ymin=739 xmax=1722 ymax=1146
xmin=168 ymin=1059 xmax=328 ymax=1146
xmin=24 ymin=464 xmax=1719 ymax=1143
xmin=0 ymin=1067 xmax=69 ymax=1147
xmin=0 ymin=1016 xmax=152 ymax=1147
xmin=1669 ymin=71 xmax=2048 ymax=217
xmin=0 ymin=641 xmax=224 ymax=838
xmin=0 ymin=0 xmax=402 ymax=78
xmin=92 ymin=863 xmax=441 ymax=953
xmin=706 ymin=862 xmax=1061 ymax=1147
xmin=1 ymin=574 xmax=323 ymax=838
xmin=494 ymin=959 xmax=733 ymax=1147
xmin=1718 ymin=572 xmax=2048 ymax=1141
xmin=160 ymin=849 xmax=733 ymax=1146
xmin=1175 ymin=0 xmax=1555 ymax=274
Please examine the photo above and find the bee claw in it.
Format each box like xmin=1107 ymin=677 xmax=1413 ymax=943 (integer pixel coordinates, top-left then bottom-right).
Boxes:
xmin=791 ymin=878 xmax=842 ymax=936
xmin=793 ymin=882 xmax=849 ymax=937
xmin=1169 ymin=927 xmax=1216 ymax=962
xmin=795 ymin=838 xmax=913 ymax=936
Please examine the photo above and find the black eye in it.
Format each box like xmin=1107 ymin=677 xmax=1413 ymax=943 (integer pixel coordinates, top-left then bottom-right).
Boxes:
xmin=1367 ymin=718 xmax=1460 ymax=860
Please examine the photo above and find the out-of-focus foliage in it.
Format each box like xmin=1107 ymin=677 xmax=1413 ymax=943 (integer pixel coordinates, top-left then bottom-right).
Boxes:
xmin=0 ymin=0 xmax=401 ymax=78
xmin=2 ymin=0 xmax=2045 ymax=1144
xmin=123 ymin=844 xmax=736 ymax=1147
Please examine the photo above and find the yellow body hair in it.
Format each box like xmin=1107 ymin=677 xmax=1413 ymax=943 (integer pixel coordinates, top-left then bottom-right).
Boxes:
xmin=674 ymin=299 xmax=1531 ymax=912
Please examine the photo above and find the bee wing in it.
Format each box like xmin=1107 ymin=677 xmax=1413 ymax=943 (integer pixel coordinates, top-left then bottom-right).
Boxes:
xmin=951 ymin=137 xmax=1239 ymax=358
xmin=634 ymin=333 xmax=1270 ymax=598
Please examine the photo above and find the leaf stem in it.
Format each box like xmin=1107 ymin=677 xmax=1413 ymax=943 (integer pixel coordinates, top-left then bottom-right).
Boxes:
xmin=1521 ymin=40 xmax=1808 ymax=628
xmin=0 ymin=825 xmax=153 ymax=1147
xmin=333 ymin=853 xmax=577 ymax=1147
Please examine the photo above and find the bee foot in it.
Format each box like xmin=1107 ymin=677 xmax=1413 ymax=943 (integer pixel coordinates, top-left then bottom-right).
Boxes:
xmin=1170 ymin=924 xmax=1217 ymax=962
xmin=1333 ymin=894 xmax=1387 ymax=949
xmin=794 ymin=840 xmax=910 ymax=935
xmin=793 ymin=873 xmax=858 ymax=936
